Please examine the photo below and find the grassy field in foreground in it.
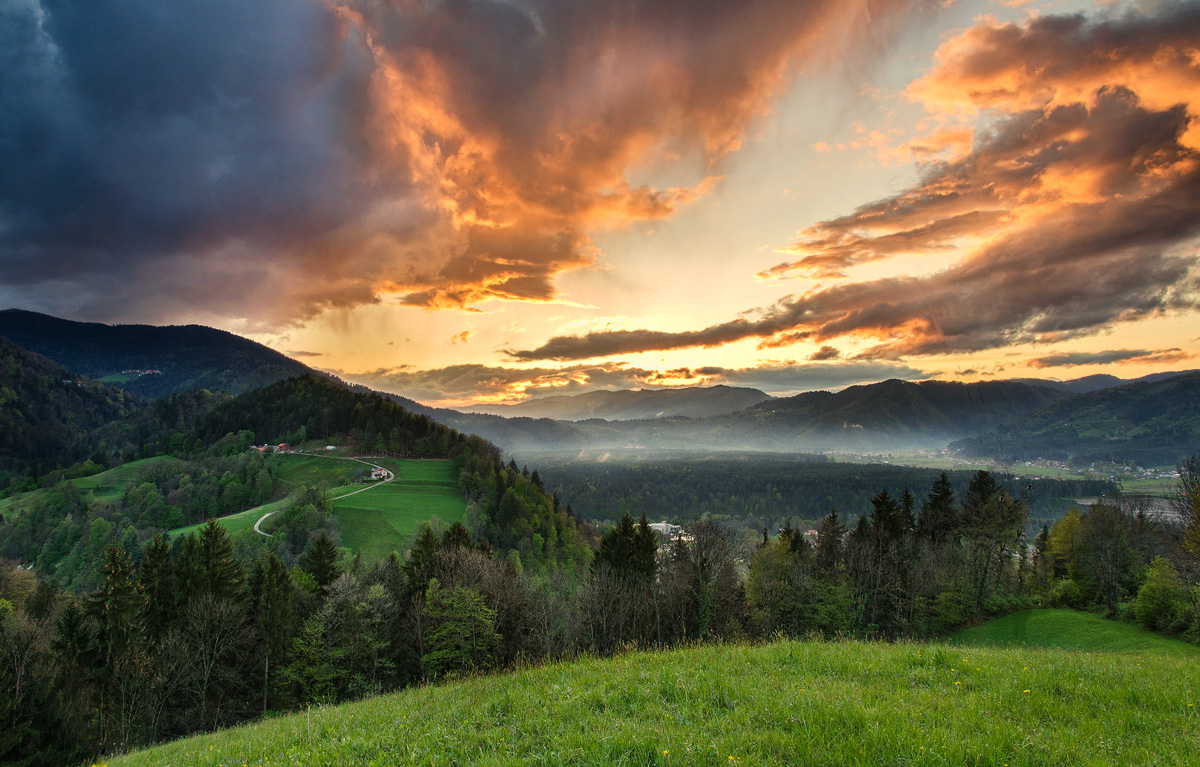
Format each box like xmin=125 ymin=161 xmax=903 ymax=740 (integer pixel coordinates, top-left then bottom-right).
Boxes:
xmin=952 ymin=609 xmax=1200 ymax=658
xmin=108 ymin=636 xmax=1200 ymax=767
xmin=0 ymin=456 xmax=177 ymax=519
xmin=332 ymin=459 xmax=464 ymax=561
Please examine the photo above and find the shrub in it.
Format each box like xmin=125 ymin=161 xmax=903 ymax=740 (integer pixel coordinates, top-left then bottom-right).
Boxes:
xmin=1133 ymin=558 xmax=1192 ymax=634
xmin=1047 ymin=577 xmax=1083 ymax=609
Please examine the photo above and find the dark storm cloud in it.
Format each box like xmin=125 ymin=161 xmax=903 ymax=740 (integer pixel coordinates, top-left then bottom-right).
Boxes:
xmin=0 ymin=0 xmax=923 ymax=325
xmin=809 ymin=345 xmax=841 ymax=361
xmin=510 ymin=6 xmax=1200 ymax=362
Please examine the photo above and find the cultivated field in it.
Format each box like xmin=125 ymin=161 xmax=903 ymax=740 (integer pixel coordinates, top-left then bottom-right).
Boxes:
xmin=107 ymin=629 xmax=1200 ymax=766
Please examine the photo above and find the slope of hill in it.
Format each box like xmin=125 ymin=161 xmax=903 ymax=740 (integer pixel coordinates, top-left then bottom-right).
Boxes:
xmin=107 ymin=638 xmax=1200 ymax=767
xmin=467 ymin=385 xmax=773 ymax=421
xmin=951 ymin=372 xmax=1200 ymax=467
xmin=953 ymin=609 xmax=1200 ymax=658
xmin=0 ymin=335 xmax=138 ymax=481
xmin=0 ymin=309 xmax=317 ymax=397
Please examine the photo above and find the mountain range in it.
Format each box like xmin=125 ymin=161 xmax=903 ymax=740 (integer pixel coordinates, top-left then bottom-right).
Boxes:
xmin=951 ymin=371 xmax=1200 ymax=468
xmin=2 ymin=309 xmax=1197 ymax=467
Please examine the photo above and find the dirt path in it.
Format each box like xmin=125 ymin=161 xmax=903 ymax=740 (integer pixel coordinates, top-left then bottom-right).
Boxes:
xmin=253 ymin=455 xmax=394 ymax=537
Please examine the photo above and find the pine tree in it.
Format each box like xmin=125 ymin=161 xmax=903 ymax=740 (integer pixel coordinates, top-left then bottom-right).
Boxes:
xmin=199 ymin=519 xmax=245 ymax=601
xmin=140 ymin=534 xmax=175 ymax=640
xmin=815 ymin=511 xmax=845 ymax=573
xmin=87 ymin=545 xmax=145 ymax=666
xmin=917 ymin=472 xmax=957 ymax=541
xmin=594 ymin=513 xmax=657 ymax=579
xmin=252 ymin=553 xmax=295 ymax=712
xmin=302 ymin=531 xmax=341 ymax=593
xmin=402 ymin=525 xmax=441 ymax=595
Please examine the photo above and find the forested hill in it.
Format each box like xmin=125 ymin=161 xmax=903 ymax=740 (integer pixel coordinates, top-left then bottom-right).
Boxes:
xmin=951 ymin=371 xmax=1200 ymax=468
xmin=735 ymin=379 xmax=1066 ymax=442
xmin=0 ymin=309 xmax=318 ymax=398
xmin=0 ymin=335 xmax=137 ymax=481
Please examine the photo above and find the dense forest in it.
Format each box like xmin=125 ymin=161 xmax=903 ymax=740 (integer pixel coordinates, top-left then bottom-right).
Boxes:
xmin=525 ymin=452 xmax=1117 ymax=535
xmin=3 ymin=463 xmax=1197 ymax=766
xmin=0 ymin=336 xmax=138 ymax=484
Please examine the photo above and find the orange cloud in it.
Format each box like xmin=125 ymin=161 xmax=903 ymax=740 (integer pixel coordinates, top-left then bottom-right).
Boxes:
xmin=0 ymin=0 xmax=918 ymax=327
xmin=513 ymin=5 xmax=1200 ymax=363
xmin=332 ymin=0 xmax=913 ymax=310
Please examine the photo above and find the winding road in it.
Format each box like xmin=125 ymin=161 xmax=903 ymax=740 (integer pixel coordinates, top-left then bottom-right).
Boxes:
xmin=254 ymin=455 xmax=394 ymax=536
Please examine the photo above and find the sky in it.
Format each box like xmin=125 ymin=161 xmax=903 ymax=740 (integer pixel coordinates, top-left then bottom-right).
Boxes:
xmin=2 ymin=0 xmax=1199 ymax=407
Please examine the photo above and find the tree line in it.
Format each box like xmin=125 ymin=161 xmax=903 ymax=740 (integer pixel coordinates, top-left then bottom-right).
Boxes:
xmin=530 ymin=453 xmax=1116 ymax=534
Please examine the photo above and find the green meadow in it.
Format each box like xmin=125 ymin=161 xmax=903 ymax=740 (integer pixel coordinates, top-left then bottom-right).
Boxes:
xmin=271 ymin=453 xmax=370 ymax=489
xmin=167 ymin=497 xmax=291 ymax=540
xmin=0 ymin=456 xmax=177 ymax=519
xmin=332 ymin=458 xmax=465 ymax=561
xmin=107 ymin=630 xmax=1200 ymax=767
xmin=161 ymin=456 xmax=463 ymax=555
xmin=952 ymin=609 xmax=1200 ymax=658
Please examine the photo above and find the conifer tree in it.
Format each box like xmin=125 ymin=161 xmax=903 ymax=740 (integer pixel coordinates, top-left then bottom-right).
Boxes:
xmin=917 ymin=472 xmax=957 ymax=541
xmin=198 ymin=519 xmax=245 ymax=601
xmin=252 ymin=553 xmax=295 ymax=712
xmin=402 ymin=525 xmax=441 ymax=596
xmin=815 ymin=511 xmax=845 ymax=573
xmin=87 ymin=545 xmax=145 ymax=667
xmin=140 ymin=534 xmax=175 ymax=640
xmin=302 ymin=531 xmax=341 ymax=593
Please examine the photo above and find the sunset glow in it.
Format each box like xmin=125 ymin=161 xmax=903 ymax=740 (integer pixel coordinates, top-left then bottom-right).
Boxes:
xmin=3 ymin=0 xmax=1198 ymax=405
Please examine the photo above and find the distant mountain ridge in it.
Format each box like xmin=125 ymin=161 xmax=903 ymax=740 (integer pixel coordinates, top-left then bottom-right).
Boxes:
xmin=466 ymin=385 xmax=773 ymax=421
xmin=951 ymin=371 xmax=1200 ymax=468
xmin=415 ymin=378 xmax=1071 ymax=453
xmin=0 ymin=309 xmax=319 ymax=398
xmin=1010 ymin=370 xmax=1198 ymax=394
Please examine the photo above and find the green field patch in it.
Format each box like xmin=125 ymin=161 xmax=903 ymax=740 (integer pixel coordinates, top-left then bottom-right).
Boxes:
xmin=109 ymin=638 xmax=1200 ymax=767
xmin=97 ymin=372 xmax=138 ymax=385
xmin=332 ymin=459 xmax=464 ymax=561
xmin=270 ymin=453 xmax=370 ymax=489
xmin=1 ymin=456 xmax=177 ymax=519
xmin=167 ymin=497 xmax=291 ymax=540
xmin=1120 ymin=477 xmax=1178 ymax=496
xmin=953 ymin=609 xmax=1200 ymax=658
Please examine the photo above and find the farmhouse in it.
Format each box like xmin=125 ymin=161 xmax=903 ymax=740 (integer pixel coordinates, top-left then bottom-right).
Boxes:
xmin=369 ymin=468 xmax=388 ymax=480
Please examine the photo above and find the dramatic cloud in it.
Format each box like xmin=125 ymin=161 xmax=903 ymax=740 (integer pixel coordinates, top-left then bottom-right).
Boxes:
xmin=809 ymin=345 xmax=842 ymax=361
xmin=511 ymin=4 xmax=1200 ymax=362
xmin=339 ymin=358 xmax=929 ymax=406
xmin=1028 ymin=348 xmax=1193 ymax=369
xmin=0 ymin=0 xmax=917 ymax=326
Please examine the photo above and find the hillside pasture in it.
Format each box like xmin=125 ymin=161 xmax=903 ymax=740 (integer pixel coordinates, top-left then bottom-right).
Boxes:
xmin=953 ymin=609 xmax=1200 ymax=658
xmin=332 ymin=458 xmax=465 ymax=561
xmin=270 ymin=453 xmax=369 ymax=489
xmin=0 ymin=456 xmax=178 ymax=519
xmin=108 ymin=638 xmax=1200 ymax=767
